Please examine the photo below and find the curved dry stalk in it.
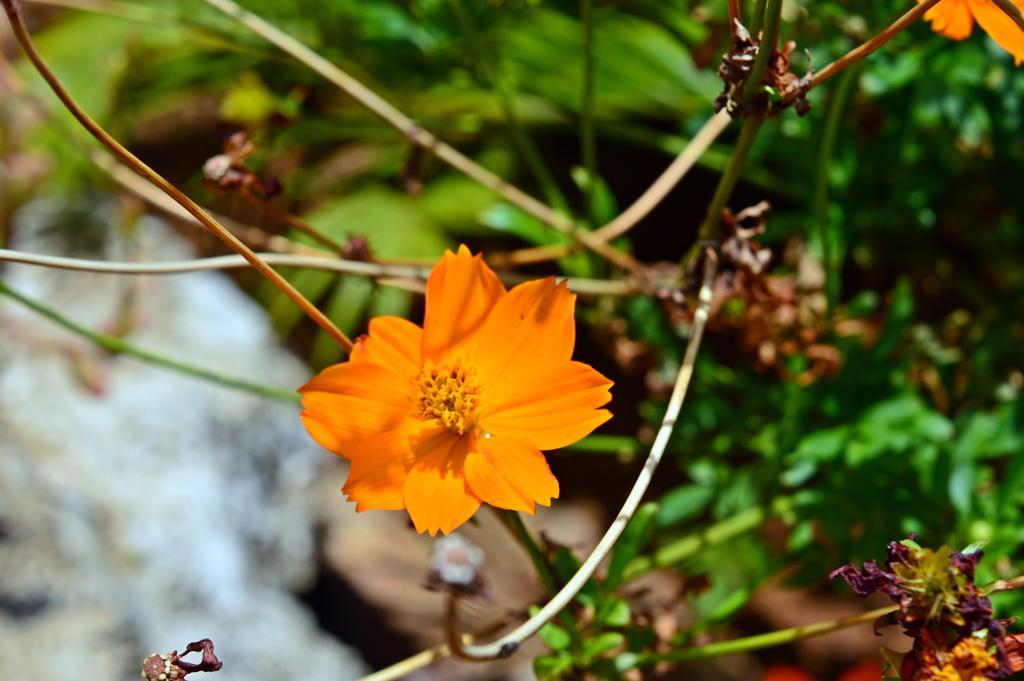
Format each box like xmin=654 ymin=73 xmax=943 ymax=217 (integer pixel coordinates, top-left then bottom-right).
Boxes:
xmin=199 ymin=0 xmax=644 ymax=273
xmin=596 ymin=110 xmax=732 ymax=243
xmin=0 ymin=249 xmax=641 ymax=296
xmin=445 ymin=250 xmax=718 ymax=661
xmin=488 ymin=110 xmax=733 ymax=266
xmin=0 ymin=0 xmax=354 ymax=352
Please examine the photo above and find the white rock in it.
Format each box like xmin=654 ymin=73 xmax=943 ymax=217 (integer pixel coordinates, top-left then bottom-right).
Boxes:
xmin=0 ymin=198 xmax=366 ymax=680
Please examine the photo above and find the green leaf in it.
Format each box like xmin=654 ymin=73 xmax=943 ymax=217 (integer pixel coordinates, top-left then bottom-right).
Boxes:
xmin=583 ymin=632 xmax=626 ymax=661
xmin=594 ymin=597 xmax=631 ymax=628
xmin=656 ymin=485 xmax=713 ymax=528
xmin=539 ymin=622 xmax=572 ymax=652
xmin=533 ymin=653 xmax=574 ymax=681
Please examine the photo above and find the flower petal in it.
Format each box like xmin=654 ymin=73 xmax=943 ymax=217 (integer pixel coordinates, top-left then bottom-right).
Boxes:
xmin=473 ymin=277 xmax=576 ymax=396
xmin=422 ymin=245 xmax=506 ymax=362
xmin=971 ymin=0 xmax=1024 ymax=64
xmin=481 ymin=361 xmax=612 ymax=450
xmin=404 ymin=428 xmax=481 ymax=535
xmin=300 ymin=361 xmax=413 ymax=458
xmin=350 ymin=316 xmax=423 ymax=378
xmin=343 ymin=419 xmax=418 ymax=511
xmin=464 ymin=436 xmax=559 ymax=513
xmin=924 ymin=0 xmax=975 ymax=40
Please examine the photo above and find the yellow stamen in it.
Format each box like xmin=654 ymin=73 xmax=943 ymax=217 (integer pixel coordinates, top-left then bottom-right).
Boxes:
xmin=415 ymin=359 xmax=481 ymax=434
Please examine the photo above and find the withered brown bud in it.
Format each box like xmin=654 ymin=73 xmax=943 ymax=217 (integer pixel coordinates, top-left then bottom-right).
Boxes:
xmin=141 ymin=639 xmax=222 ymax=680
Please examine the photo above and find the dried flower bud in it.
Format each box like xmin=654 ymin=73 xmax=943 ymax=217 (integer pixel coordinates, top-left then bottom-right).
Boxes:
xmin=141 ymin=639 xmax=222 ymax=680
xmin=426 ymin=533 xmax=485 ymax=595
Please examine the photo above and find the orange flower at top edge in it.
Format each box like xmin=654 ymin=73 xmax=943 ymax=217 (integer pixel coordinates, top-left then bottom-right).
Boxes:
xmin=921 ymin=0 xmax=1024 ymax=65
xmin=299 ymin=246 xmax=613 ymax=536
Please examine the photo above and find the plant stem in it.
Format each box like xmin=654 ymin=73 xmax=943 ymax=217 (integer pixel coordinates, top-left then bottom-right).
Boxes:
xmin=0 ymin=0 xmax=354 ymax=352
xmin=812 ymin=66 xmax=857 ymax=315
xmin=499 ymin=510 xmax=585 ymax=648
xmin=749 ymin=0 xmax=768 ymax=37
xmin=0 ymin=249 xmax=639 ymax=297
xmin=683 ymin=0 xmax=780 ymax=265
xmin=739 ymin=0 xmax=782 ymax=104
xmin=692 ymin=116 xmax=764 ymax=249
xmin=728 ymin=0 xmax=742 ymax=35
xmin=580 ymin=0 xmax=598 ymax=222
xmin=633 ymin=605 xmax=897 ymax=666
xmin=0 ymin=281 xmax=300 ymax=403
xmin=500 ymin=510 xmax=559 ymax=594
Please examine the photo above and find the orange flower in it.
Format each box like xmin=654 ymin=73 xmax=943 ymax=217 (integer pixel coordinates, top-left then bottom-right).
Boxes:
xmin=299 ymin=246 xmax=613 ymax=535
xmin=921 ymin=0 xmax=1024 ymax=65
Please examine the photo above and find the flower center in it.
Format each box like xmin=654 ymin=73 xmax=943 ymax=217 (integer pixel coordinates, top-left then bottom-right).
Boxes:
xmin=415 ymin=359 xmax=481 ymax=434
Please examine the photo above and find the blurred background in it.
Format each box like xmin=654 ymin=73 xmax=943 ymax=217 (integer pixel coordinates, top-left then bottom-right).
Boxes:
xmin=1 ymin=1 xmax=1023 ymax=679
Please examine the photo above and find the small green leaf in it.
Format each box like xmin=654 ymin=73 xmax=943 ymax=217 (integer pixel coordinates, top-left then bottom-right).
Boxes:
xmin=583 ymin=632 xmax=626 ymax=661
xmin=533 ymin=653 xmax=574 ymax=681
xmin=614 ymin=652 xmax=640 ymax=673
xmin=656 ymin=485 xmax=713 ymax=527
xmin=539 ymin=622 xmax=572 ymax=652
xmin=595 ymin=597 xmax=631 ymax=628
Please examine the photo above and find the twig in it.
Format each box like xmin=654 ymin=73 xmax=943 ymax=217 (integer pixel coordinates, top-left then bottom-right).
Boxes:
xmin=633 ymin=605 xmax=898 ymax=666
xmin=0 ymin=249 xmax=641 ymax=296
xmin=807 ymin=0 xmax=942 ymax=90
xmin=0 ymin=281 xmax=300 ymax=403
xmin=359 ymin=619 xmax=511 ymax=681
xmin=1 ymin=0 xmax=354 ymax=352
xmin=693 ymin=116 xmax=764 ymax=248
xmin=595 ymin=110 xmax=732 ymax=244
xmin=488 ymin=110 xmax=733 ymax=266
xmin=728 ymin=0 xmax=742 ymax=38
xmin=445 ymin=249 xmax=719 ymax=661
xmin=200 ymin=0 xmax=640 ymax=272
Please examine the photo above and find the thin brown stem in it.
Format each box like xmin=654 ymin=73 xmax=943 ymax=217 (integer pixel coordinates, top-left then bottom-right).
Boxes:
xmin=488 ymin=111 xmax=732 ymax=266
xmin=1 ymin=0 xmax=354 ymax=352
xmin=808 ymin=0 xmax=941 ymax=90
xmin=728 ymin=0 xmax=742 ymax=37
